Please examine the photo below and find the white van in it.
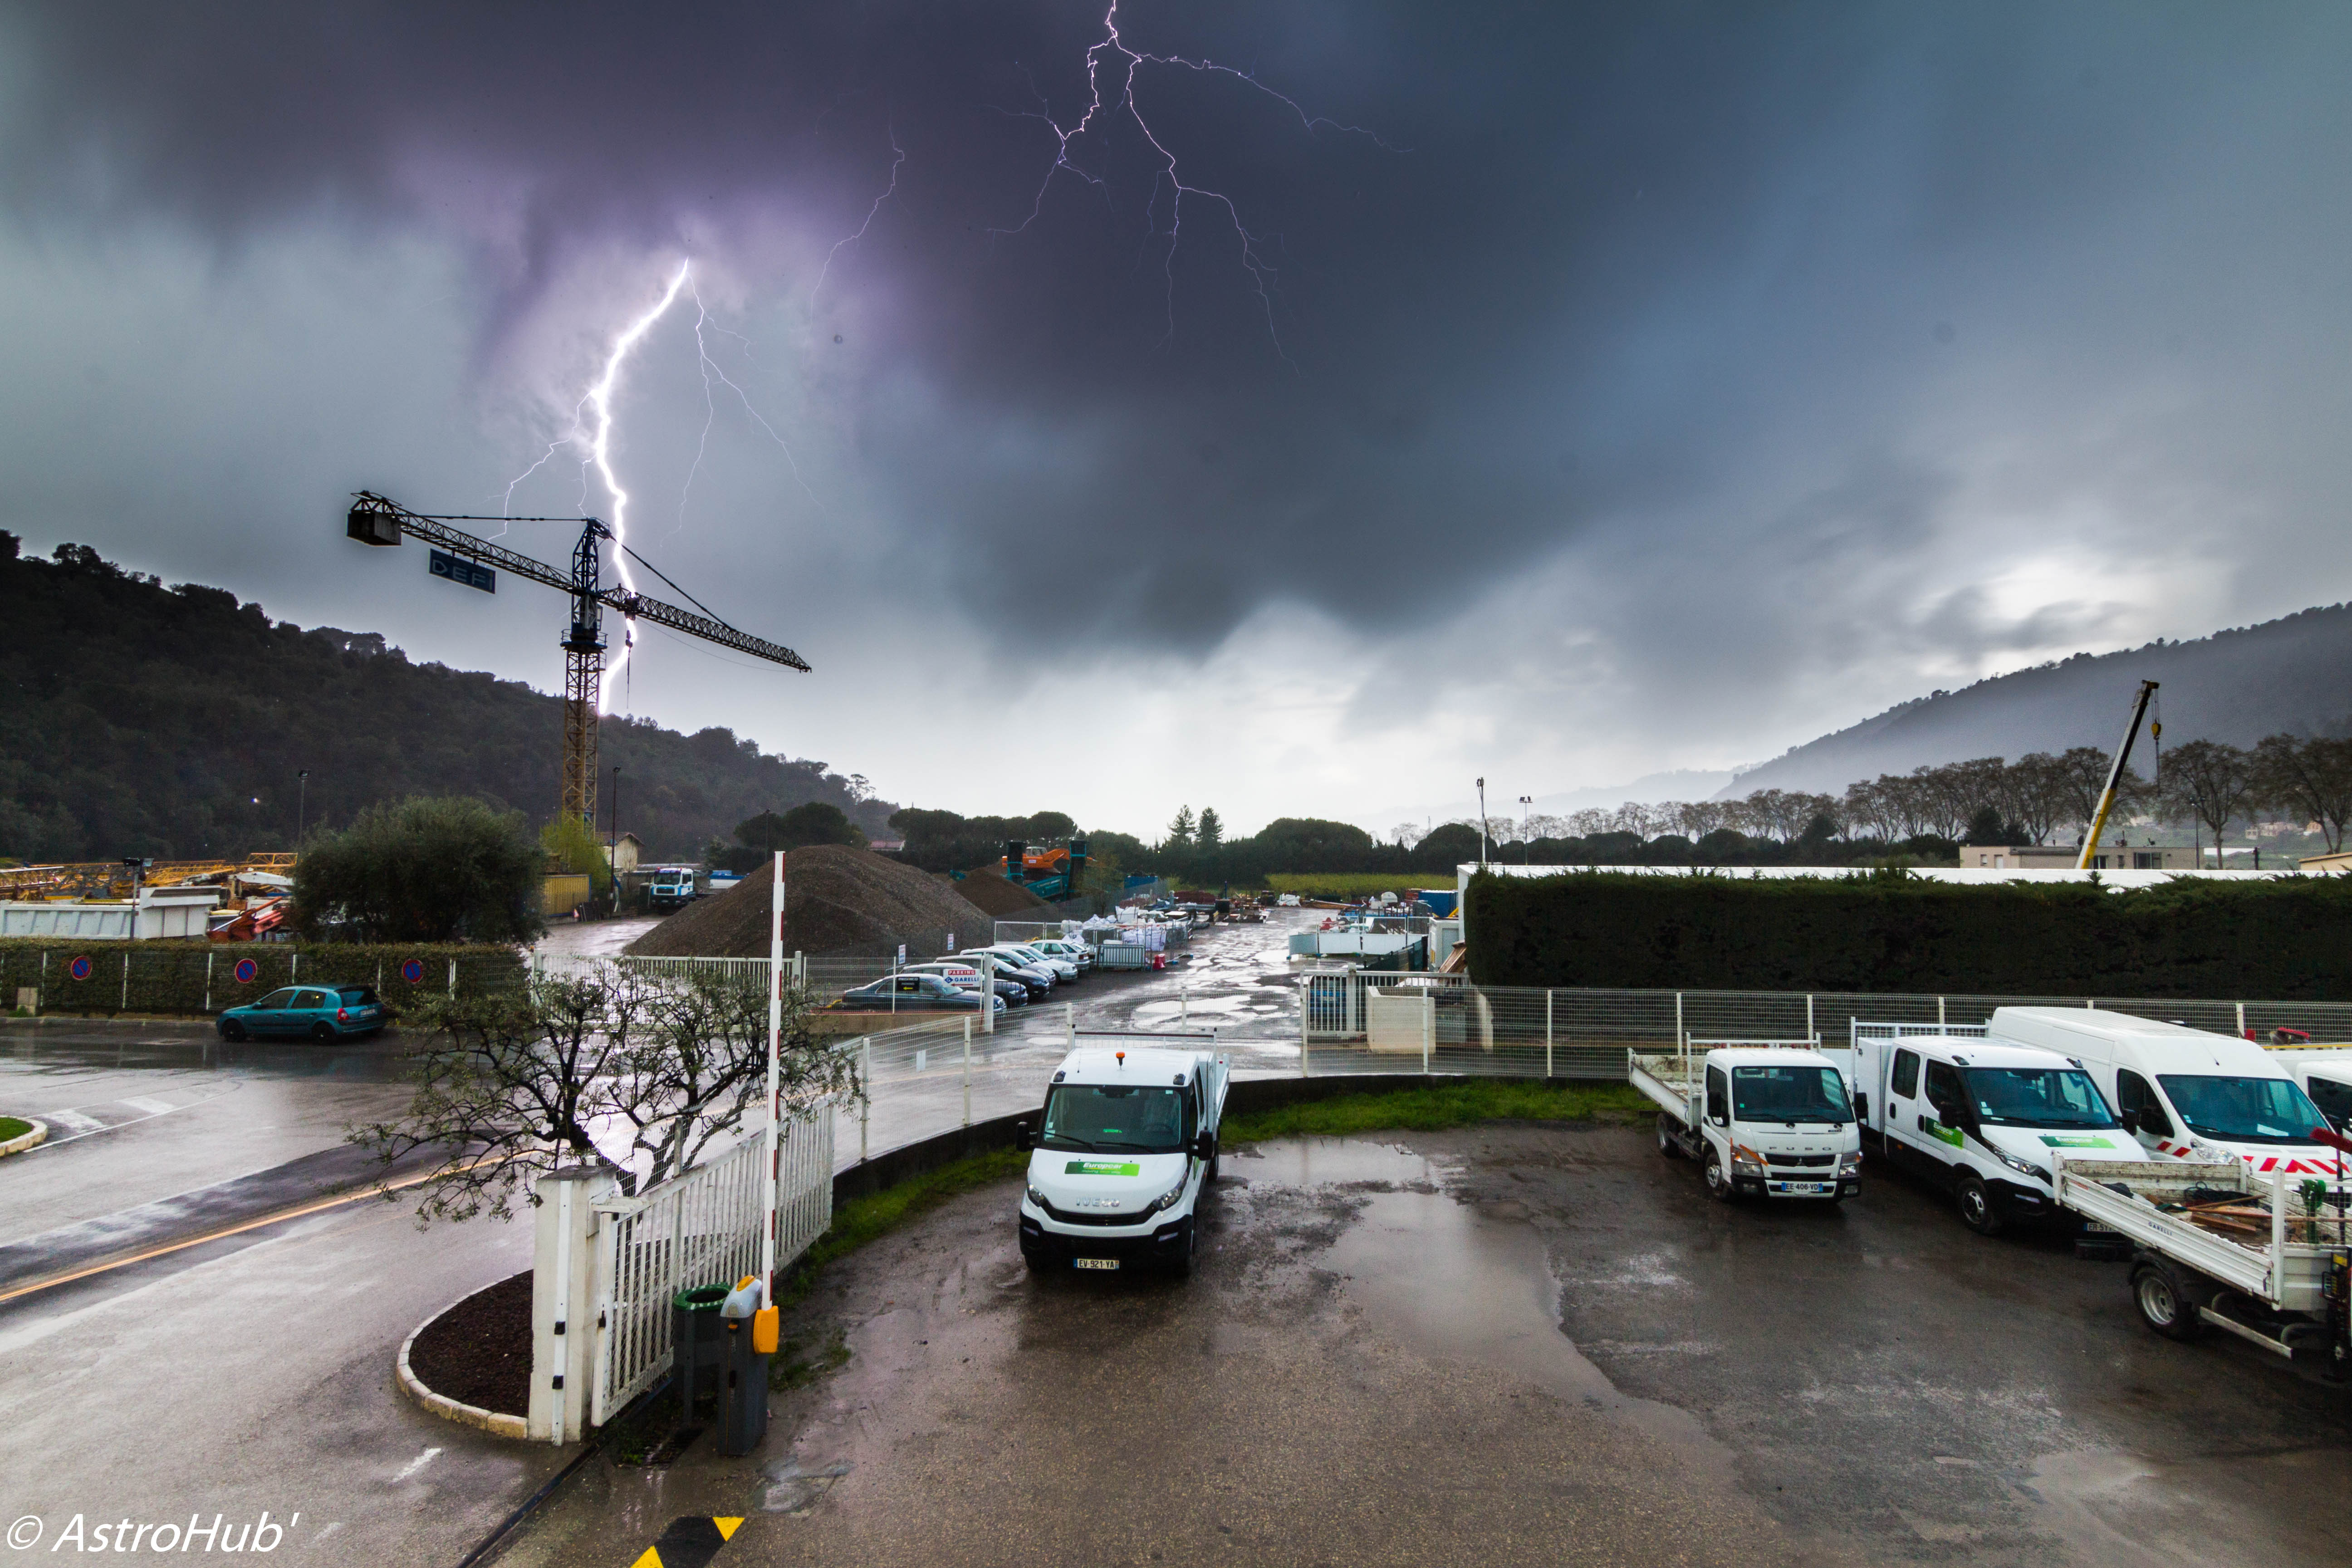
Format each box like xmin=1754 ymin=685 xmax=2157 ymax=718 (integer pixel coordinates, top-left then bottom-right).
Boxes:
xmin=2264 ymin=1048 xmax=2352 ymax=1135
xmin=1015 ymin=1045 xmax=1230 ymax=1277
xmin=1989 ymin=1007 xmax=2336 ymax=1177
xmin=1633 ymin=1043 xmax=1863 ymax=1202
xmin=1853 ymin=1030 xmax=2142 ymax=1235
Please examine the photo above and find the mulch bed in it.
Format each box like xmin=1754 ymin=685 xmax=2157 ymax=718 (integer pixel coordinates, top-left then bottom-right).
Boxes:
xmin=408 ymin=1269 xmax=532 ymax=1416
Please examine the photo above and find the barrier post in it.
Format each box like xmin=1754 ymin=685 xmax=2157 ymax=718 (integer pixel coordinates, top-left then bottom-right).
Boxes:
xmin=1299 ymin=977 xmax=1312 ymax=1078
xmin=859 ymin=1038 xmax=872 ymax=1164
xmin=1545 ymin=989 xmax=1553 ymax=1079
xmin=763 ymin=851 xmax=786 ymax=1303
xmin=962 ymin=1018 xmax=973 ymax=1127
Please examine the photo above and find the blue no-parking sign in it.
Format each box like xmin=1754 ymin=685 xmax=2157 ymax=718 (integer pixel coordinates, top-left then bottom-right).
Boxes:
xmin=233 ymin=958 xmax=260 ymax=985
xmin=402 ymin=958 xmax=426 ymax=985
xmin=67 ymin=955 xmax=92 ymax=981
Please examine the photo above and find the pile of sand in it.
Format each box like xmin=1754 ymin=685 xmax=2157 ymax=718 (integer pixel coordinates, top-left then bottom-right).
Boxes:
xmin=626 ymin=847 xmax=997 ymax=958
xmin=949 ymin=868 xmax=1052 ymax=917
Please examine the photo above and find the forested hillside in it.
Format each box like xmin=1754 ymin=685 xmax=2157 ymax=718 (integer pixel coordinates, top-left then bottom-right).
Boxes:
xmin=0 ymin=534 xmax=890 ymax=862
xmin=1729 ymin=603 xmax=2352 ymax=797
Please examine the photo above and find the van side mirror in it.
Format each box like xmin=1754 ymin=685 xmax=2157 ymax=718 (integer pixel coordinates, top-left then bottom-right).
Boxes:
xmin=1015 ymin=1122 xmax=1034 ymax=1152
xmin=1193 ymin=1130 xmax=1217 ymax=1161
xmin=1853 ymin=1093 xmax=1868 ymax=1122
xmin=2117 ymin=1110 xmax=2139 ymax=1135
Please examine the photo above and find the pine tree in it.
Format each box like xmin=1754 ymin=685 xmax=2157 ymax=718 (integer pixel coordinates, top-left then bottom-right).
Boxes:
xmin=1166 ymin=805 xmax=1196 ymax=849
xmin=1196 ymin=808 xmax=1224 ymax=851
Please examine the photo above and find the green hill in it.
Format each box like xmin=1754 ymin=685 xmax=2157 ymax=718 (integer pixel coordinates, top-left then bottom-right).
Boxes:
xmin=0 ymin=533 xmax=889 ymax=862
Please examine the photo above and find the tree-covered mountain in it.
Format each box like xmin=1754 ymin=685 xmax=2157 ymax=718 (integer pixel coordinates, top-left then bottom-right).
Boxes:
xmin=0 ymin=534 xmax=892 ymax=862
xmin=1726 ymin=603 xmax=2352 ymax=798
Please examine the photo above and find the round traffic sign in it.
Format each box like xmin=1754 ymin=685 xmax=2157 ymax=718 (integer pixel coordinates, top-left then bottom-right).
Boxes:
xmin=67 ymin=955 xmax=92 ymax=981
xmin=233 ymin=958 xmax=260 ymax=985
xmin=401 ymin=958 xmax=426 ymax=985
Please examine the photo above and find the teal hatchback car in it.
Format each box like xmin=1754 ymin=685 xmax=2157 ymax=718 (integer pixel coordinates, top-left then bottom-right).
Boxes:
xmin=216 ymin=985 xmax=387 ymax=1042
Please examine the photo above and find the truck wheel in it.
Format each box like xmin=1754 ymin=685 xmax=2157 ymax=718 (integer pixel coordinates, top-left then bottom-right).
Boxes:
xmin=1703 ymin=1147 xmax=1737 ymax=1203
xmin=1168 ymin=1222 xmax=1196 ymax=1279
xmin=2131 ymin=1261 xmax=2207 ymax=1342
xmin=1955 ymin=1176 xmax=2004 ymax=1237
xmin=1657 ymin=1115 xmax=1683 ymax=1159
xmin=1022 ymin=1247 xmax=1049 ymax=1276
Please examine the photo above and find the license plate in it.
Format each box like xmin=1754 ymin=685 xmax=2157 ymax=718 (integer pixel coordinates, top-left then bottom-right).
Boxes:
xmin=2085 ymin=1221 xmax=2115 ymax=1234
xmin=1772 ymin=1181 xmax=1833 ymax=1195
xmin=1073 ymin=1258 xmax=1120 ymax=1271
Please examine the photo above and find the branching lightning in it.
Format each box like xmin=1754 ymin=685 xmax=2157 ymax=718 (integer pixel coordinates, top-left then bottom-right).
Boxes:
xmin=990 ymin=0 xmax=1393 ymax=359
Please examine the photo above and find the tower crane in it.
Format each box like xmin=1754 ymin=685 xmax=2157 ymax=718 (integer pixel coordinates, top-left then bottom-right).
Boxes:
xmin=346 ymin=491 xmax=810 ymax=828
xmin=2078 ymin=678 xmax=2158 ymax=870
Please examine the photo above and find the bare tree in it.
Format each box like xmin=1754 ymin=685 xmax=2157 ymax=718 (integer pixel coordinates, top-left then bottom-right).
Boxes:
xmin=2158 ymin=739 xmax=2256 ymax=867
xmin=2252 ymin=734 xmax=2352 ymax=853
xmin=1389 ymin=822 xmax=1426 ymax=849
xmin=1676 ymin=800 xmax=1729 ymax=840
xmin=350 ymin=965 xmax=854 ymax=1225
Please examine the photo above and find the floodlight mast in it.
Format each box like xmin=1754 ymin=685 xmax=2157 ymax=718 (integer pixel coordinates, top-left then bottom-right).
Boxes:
xmin=346 ymin=490 xmax=810 ymax=828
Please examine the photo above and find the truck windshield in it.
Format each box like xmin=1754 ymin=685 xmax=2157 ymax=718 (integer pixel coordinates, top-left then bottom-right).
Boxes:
xmin=2155 ymin=1075 xmax=2328 ymax=1146
xmin=1961 ymin=1068 xmax=2117 ymax=1129
xmin=1731 ymin=1066 xmax=1850 ymax=1123
xmin=1040 ymin=1084 xmax=1191 ymax=1154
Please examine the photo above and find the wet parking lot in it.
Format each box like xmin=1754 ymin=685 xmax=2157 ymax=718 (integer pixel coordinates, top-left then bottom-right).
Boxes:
xmin=509 ymin=1122 xmax=2352 ymax=1568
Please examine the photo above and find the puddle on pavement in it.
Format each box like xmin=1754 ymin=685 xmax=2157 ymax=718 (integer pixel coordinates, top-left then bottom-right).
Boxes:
xmin=1253 ymin=1136 xmax=1743 ymax=1486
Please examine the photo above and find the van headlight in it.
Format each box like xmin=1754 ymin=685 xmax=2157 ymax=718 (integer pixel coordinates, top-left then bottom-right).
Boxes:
xmin=1730 ymin=1144 xmax=1767 ymax=1175
xmin=1839 ymin=1152 xmax=1862 ymax=1176
xmin=1025 ymin=1184 xmax=1049 ymax=1210
xmin=1994 ymin=1149 xmax=2049 ymax=1183
xmin=1148 ymin=1178 xmax=1188 ymax=1213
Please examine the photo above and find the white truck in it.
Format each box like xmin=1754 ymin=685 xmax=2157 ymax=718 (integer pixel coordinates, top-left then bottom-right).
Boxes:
xmin=1634 ymin=1039 xmax=1862 ymax=1202
xmin=2264 ymin=1047 xmax=2352 ymax=1136
xmin=1849 ymin=1022 xmax=2145 ymax=1237
xmin=1016 ymin=1044 xmax=1230 ymax=1276
xmin=2053 ymin=1149 xmax=2351 ymax=1385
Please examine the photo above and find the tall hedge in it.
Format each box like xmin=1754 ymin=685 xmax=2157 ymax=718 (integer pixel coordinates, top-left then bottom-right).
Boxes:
xmin=1465 ymin=871 xmax=2352 ymax=999
xmin=0 ymin=940 xmax=527 ymax=1017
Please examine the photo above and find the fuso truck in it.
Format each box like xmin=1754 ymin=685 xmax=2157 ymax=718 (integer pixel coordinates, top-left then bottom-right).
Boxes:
xmin=1634 ymin=1039 xmax=1862 ymax=1202
xmin=1016 ymin=1045 xmax=1229 ymax=1276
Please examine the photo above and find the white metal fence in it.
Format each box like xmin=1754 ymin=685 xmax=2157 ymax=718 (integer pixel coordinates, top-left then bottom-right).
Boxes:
xmin=587 ymin=1107 xmax=833 ymax=1426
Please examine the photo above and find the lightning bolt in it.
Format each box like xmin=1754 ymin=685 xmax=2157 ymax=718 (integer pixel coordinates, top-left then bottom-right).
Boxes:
xmin=504 ymin=259 xmax=693 ymax=710
xmin=990 ymin=0 xmax=1393 ymax=359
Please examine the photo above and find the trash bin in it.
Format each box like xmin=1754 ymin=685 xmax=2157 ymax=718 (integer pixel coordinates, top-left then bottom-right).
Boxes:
xmin=672 ymin=1284 xmax=731 ymax=1422
xmin=717 ymin=1276 xmax=774 ymax=1455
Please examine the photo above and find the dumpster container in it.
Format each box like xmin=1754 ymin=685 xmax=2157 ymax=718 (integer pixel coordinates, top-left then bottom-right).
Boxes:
xmin=717 ymin=1276 xmax=773 ymax=1455
xmin=672 ymin=1284 xmax=731 ymax=1421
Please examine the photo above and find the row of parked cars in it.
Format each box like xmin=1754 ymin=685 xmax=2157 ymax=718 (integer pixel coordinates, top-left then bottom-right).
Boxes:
xmin=831 ymin=938 xmax=1098 ymax=1015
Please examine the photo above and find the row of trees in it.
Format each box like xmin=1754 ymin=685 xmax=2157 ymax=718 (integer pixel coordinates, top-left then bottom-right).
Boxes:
xmin=1454 ymin=733 xmax=2352 ymax=865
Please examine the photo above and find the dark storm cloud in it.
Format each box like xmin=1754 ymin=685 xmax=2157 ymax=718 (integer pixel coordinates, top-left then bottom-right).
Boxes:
xmin=4 ymin=1 xmax=2348 ymax=659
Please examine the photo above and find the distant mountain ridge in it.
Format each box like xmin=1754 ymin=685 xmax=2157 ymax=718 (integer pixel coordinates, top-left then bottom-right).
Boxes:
xmin=1724 ymin=603 xmax=2352 ymax=798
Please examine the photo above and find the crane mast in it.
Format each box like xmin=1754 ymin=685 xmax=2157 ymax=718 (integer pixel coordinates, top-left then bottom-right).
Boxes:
xmin=347 ymin=491 xmax=809 ymax=828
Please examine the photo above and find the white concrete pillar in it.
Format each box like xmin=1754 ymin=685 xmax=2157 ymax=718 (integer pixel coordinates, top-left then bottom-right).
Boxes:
xmin=529 ymin=1165 xmax=617 ymax=1444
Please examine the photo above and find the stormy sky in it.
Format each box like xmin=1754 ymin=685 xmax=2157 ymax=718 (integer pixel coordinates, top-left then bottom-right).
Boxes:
xmin=4 ymin=2 xmax=2348 ymax=838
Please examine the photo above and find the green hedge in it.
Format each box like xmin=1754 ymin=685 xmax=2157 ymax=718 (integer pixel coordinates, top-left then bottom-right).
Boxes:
xmin=1465 ymin=870 xmax=2352 ymax=999
xmin=0 ymin=940 xmax=527 ymax=1018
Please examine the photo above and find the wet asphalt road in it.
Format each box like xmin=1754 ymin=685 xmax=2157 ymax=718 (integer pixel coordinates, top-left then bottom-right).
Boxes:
xmin=505 ymin=1124 xmax=2352 ymax=1568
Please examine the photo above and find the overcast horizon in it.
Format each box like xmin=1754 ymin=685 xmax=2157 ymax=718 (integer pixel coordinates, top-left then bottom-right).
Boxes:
xmin=5 ymin=3 xmax=2349 ymax=842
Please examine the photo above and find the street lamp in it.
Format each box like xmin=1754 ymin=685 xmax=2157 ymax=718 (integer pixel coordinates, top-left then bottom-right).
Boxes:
xmin=1476 ymin=778 xmax=1488 ymax=868
xmin=609 ymin=765 xmax=623 ymax=912
xmin=296 ymin=769 xmax=309 ymax=847
xmin=1519 ymin=796 xmax=1533 ymax=864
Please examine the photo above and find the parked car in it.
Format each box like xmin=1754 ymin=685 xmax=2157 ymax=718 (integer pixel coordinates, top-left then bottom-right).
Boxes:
xmin=1276 ymin=893 xmax=1302 ymax=907
xmin=1027 ymin=938 xmax=1095 ymax=973
xmin=955 ymin=951 xmax=1056 ymax=999
xmin=979 ymin=942 xmax=1079 ymax=982
xmin=902 ymin=962 xmax=1030 ymax=1007
xmin=829 ymin=974 xmax=1004 ymax=1014
xmin=217 ymin=985 xmax=388 ymax=1042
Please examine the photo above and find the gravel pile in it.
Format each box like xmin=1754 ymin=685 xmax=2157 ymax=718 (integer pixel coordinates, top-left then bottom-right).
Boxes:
xmin=626 ymin=846 xmax=998 ymax=958
xmin=949 ymin=868 xmax=1052 ymax=916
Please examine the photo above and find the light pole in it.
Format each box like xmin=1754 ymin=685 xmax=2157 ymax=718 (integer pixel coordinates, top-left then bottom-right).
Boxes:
xmin=609 ymin=766 xmax=623 ymax=911
xmin=1519 ymin=796 xmax=1532 ymax=864
xmin=1476 ymin=778 xmax=1488 ymax=868
xmin=295 ymin=769 xmax=309 ymax=847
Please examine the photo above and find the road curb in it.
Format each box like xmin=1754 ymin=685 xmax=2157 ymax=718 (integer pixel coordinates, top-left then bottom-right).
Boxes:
xmin=397 ymin=1296 xmax=530 ymax=1441
xmin=0 ymin=1118 xmax=48 ymax=1157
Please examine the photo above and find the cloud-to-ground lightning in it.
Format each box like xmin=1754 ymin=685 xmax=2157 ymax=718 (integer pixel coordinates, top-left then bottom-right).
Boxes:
xmin=505 ymin=260 xmax=692 ymax=708
xmin=991 ymin=0 xmax=1392 ymax=358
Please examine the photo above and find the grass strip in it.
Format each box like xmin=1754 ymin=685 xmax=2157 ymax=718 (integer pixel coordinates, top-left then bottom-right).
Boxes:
xmin=0 ymin=1117 xmax=31 ymax=1142
xmin=1221 ymin=1079 xmax=1651 ymax=1143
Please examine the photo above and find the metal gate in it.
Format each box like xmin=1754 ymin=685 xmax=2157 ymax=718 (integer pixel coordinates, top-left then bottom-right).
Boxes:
xmin=588 ymin=1106 xmax=834 ymax=1426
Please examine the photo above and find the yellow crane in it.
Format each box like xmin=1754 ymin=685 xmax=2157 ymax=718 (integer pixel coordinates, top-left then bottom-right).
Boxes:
xmin=2078 ymin=679 xmax=2159 ymax=870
